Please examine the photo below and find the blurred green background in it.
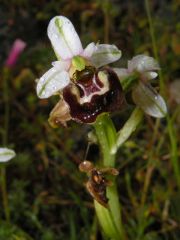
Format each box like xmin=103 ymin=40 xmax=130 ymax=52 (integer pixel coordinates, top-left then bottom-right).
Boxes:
xmin=0 ymin=0 xmax=179 ymax=239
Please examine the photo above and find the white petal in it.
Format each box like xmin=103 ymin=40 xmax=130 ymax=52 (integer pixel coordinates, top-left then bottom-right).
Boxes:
xmin=52 ymin=60 xmax=71 ymax=71
xmin=0 ymin=148 xmax=16 ymax=162
xmin=36 ymin=67 xmax=70 ymax=99
xmin=81 ymin=42 xmax=97 ymax=58
xmin=47 ymin=16 xmax=83 ymax=60
xmin=128 ymin=55 xmax=160 ymax=73
xmin=90 ymin=44 xmax=121 ymax=68
xmin=132 ymin=83 xmax=167 ymax=118
xmin=113 ymin=68 xmax=129 ymax=78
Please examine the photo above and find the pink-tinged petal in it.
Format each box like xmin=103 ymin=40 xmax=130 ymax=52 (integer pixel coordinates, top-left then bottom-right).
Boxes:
xmin=36 ymin=67 xmax=70 ymax=99
xmin=132 ymin=83 xmax=167 ymax=118
xmin=0 ymin=148 xmax=16 ymax=162
xmin=5 ymin=39 xmax=26 ymax=68
xmin=81 ymin=42 xmax=97 ymax=58
xmin=128 ymin=55 xmax=160 ymax=73
xmin=52 ymin=60 xmax=71 ymax=71
xmin=47 ymin=16 xmax=83 ymax=60
xmin=113 ymin=68 xmax=129 ymax=78
xmin=90 ymin=44 xmax=122 ymax=68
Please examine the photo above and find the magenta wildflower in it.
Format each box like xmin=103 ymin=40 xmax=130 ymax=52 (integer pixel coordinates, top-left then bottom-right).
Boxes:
xmin=5 ymin=39 xmax=26 ymax=68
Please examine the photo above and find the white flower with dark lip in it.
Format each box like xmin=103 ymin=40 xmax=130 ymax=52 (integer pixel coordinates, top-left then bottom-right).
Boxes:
xmin=36 ymin=16 xmax=122 ymax=99
xmin=0 ymin=148 xmax=16 ymax=162
xmin=114 ymin=55 xmax=167 ymax=118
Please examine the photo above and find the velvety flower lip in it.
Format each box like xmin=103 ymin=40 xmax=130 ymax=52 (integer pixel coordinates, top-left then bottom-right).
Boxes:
xmin=36 ymin=16 xmax=122 ymax=99
xmin=61 ymin=67 xmax=125 ymax=124
xmin=114 ymin=55 xmax=167 ymax=118
xmin=49 ymin=67 xmax=125 ymax=126
xmin=0 ymin=148 xmax=16 ymax=162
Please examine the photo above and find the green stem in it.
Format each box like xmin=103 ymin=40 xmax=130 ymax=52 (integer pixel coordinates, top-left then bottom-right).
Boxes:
xmin=93 ymin=109 xmax=143 ymax=239
xmin=0 ymin=168 xmax=9 ymax=221
xmin=144 ymin=0 xmax=164 ymax=95
xmin=94 ymin=114 xmax=125 ymax=240
xmin=166 ymin=115 xmax=180 ymax=188
xmin=94 ymin=114 xmax=117 ymax=167
xmin=1 ymin=67 xmax=11 ymax=222
xmin=145 ymin=0 xmax=180 ymax=189
xmin=3 ymin=68 xmax=10 ymax=144
xmin=103 ymin=0 xmax=110 ymax=44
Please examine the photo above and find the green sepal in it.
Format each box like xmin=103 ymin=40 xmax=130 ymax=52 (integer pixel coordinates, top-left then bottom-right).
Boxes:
xmin=121 ymin=73 xmax=139 ymax=93
xmin=72 ymin=56 xmax=85 ymax=71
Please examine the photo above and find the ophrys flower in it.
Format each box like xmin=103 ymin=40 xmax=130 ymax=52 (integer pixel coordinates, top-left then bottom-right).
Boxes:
xmin=36 ymin=16 xmax=125 ymax=125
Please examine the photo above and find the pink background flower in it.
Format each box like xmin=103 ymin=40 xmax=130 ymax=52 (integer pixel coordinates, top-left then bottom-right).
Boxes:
xmin=5 ymin=39 xmax=26 ymax=68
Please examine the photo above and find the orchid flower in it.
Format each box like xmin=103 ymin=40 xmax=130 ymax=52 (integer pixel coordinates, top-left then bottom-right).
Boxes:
xmin=114 ymin=55 xmax=167 ymax=118
xmin=0 ymin=147 xmax=16 ymax=162
xmin=36 ymin=16 xmax=125 ymax=125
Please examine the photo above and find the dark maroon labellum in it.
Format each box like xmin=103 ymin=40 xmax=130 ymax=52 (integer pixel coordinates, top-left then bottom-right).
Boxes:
xmin=63 ymin=67 xmax=125 ymax=123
